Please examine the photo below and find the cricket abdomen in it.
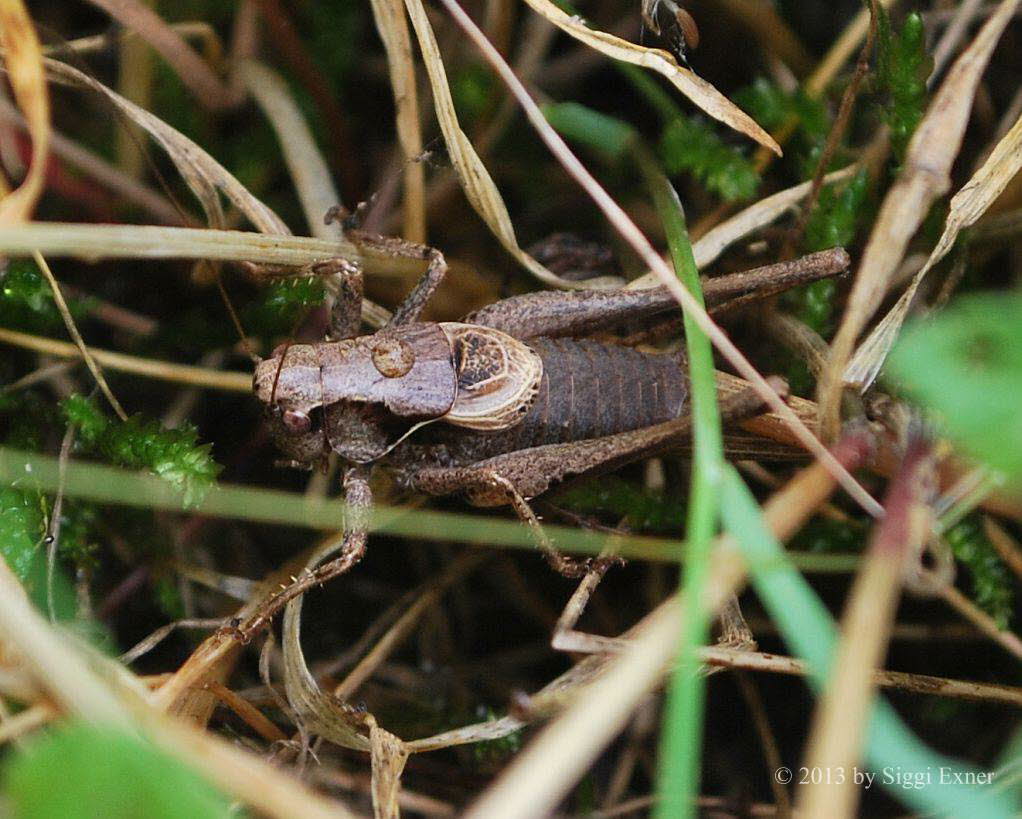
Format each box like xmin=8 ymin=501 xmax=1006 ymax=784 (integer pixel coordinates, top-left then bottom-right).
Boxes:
xmin=433 ymin=338 xmax=687 ymax=463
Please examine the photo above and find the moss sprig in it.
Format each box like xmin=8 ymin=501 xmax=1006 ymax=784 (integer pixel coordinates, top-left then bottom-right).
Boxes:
xmin=946 ymin=515 xmax=1014 ymax=630
xmin=875 ymin=10 xmax=931 ymax=163
xmin=658 ymin=116 xmax=759 ymax=202
xmin=62 ymin=394 xmax=220 ymax=507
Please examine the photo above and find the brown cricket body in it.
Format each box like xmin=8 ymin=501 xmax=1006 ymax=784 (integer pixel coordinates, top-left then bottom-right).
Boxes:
xmin=255 ymin=245 xmax=849 ymax=484
xmin=256 ymin=319 xmax=688 ymax=466
xmin=244 ymin=236 xmax=850 ymax=608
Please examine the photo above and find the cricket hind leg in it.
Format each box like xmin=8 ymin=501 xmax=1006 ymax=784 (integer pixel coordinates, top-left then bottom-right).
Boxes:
xmin=489 ymin=473 xmax=592 ymax=577
xmin=463 ymin=249 xmax=849 ymax=341
xmin=410 ymin=379 xmax=784 ymax=574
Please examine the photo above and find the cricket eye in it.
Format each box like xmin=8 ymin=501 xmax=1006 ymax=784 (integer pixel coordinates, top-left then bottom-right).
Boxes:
xmin=371 ymin=337 xmax=415 ymax=378
xmin=282 ymin=409 xmax=312 ymax=433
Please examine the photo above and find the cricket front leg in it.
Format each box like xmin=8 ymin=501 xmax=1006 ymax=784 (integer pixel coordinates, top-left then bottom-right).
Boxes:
xmin=342 ymin=229 xmax=448 ymax=328
xmin=318 ymin=258 xmax=364 ymax=340
xmin=239 ymin=466 xmax=372 ymax=640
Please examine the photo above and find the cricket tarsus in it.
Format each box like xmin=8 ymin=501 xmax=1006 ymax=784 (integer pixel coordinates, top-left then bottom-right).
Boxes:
xmin=254 ymin=229 xmax=847 ymax=604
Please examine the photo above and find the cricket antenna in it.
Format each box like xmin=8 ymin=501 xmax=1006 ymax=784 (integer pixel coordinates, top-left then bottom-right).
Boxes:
xmin=215 ymin=274 xmax=260 ymax=364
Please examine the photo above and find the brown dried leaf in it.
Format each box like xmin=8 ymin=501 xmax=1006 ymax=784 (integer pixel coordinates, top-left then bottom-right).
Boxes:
xmin=819 ymin=0 xmax=1021 ymax=436
xmin=0 ymin=0 xmax=49 ymax=224
xmin=520 ymin=0 xmax=780 ymax=155
xmin=846 ymin=110 xmax=1022 ymax=389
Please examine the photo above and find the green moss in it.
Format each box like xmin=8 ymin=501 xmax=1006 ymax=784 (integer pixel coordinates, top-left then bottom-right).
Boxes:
xmin=0 ymin=259 xmax=74 ymax=334
xmin=61 ymin=395 xmax=221 ymax=508
xmin=875 ymin=10 xmax=931 ymax=163
xmin=659 ymin=116 xmax=759 ymax=202
xmin=557 ymin=476 xmax=685 ymax=532
xmin=946 ymin=516 xmax=1014 ymax=629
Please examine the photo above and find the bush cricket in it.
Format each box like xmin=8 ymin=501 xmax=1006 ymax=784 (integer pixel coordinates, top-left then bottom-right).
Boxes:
xmin=239 ymin=220 xmax=849 ymax=638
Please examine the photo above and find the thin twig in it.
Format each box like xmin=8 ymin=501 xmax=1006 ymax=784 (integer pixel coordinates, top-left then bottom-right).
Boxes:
xmin=120 ymin=618 xmax=227 ymax=665
xmin=33 ymin=251 xmax=128 ymax=420
xmin=701 ymin=646 xmax=1022 ymax=707
xmin=85 ymin=0 xmax=241 ymax=110
xmin=786 ymin=0 xmax=877 ymax=252
xmin=936 ymin=581 xmax=1022 ymax=662
xmin=734 ymin=671 xmax=792 ymax=817
xmin=45 ymin=423 xmax=77 ymax=622
xmin=983 ymin=516 xmax=1022 ymax=583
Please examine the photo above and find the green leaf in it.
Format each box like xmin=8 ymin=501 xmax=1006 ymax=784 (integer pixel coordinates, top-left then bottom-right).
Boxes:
xmin=542 ymin=102 xmax=636 ymax=161
xmin=4 ymin=722 xmax=234 ymax=819
xmin=0 ymin=487 xmax=44 ymax=581
xmin=887 ymin=291 xmax=1022 ymax=484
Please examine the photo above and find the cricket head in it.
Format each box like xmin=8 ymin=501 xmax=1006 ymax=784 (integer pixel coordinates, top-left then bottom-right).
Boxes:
xmin=253 ymin=323 xmax=459 ymax=464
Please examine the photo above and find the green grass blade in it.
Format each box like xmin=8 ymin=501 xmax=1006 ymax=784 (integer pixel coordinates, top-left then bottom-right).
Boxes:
xmin=719 ymin=465 xmax=1018 ymax=817
xmin=635 ymin=147 xmax=723 ymax=819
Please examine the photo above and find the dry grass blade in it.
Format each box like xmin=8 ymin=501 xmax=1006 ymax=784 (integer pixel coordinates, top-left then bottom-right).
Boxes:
xmin=0 ymin=0 xmax=49 ymax=224
xmin=402 ymin=0 xmax=615 ymax=289
xmin=521 ymin=0 xmax=780 ymax=155
xmin=845 ymin=109 xmax=1022 ymax=389
xmin=819 ymin=0 xmax=1022 ymax=437
xmin=237 ymin=60 xmax=343 ymax=241
xmin=0 ymin=222 xmax=383 ymax=269
xmin=41 ymin=57 xmax=287 ymax=233
xmin=369 ymin=721 xmax=409 ymax=819
xmin=438 ymin=0 xmax=881 ymax=516
xmin=369 ymin=0 xmax=427 ymax=242
xmin=282 ymin=536 xmax=372 ymax=752
xmin=84 ymin=0 xmax=238 ymax=110
xmin=797 ymin=437 xmax=935 ymax=818
xmin=0 ymin=325 xmax=251 ymax=392
xmin=33 ymin=252 xmax=129 ymax=420
xmin=628 ymin=165 xmax=858 ymax=288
